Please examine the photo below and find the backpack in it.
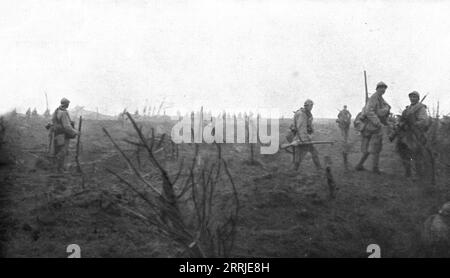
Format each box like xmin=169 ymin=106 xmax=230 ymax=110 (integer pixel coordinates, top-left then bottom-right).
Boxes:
xmin=52 ymin=108 xmax=77 ymax=139
xmin=353 ymin=111 xmax=366 ymax=132
xmin=286 ymin=110 xmax=300 ymax=143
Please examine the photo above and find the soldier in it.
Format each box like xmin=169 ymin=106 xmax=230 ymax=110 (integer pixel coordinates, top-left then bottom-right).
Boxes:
xmin=51 ymin=98 xmax=78 ymax=173
xmin=292 ymin=99 xmax=322 ymax=171
xmin=336 ymin=105 xmax=352 ymax=142
xmin=422 ymin=202 xmax=450 ymax=257
xmin=391 ymin=91 xmax=431 ymax=178
xmin=354 ymin=81 xmax=391 ymax=174
xmin=25 ymin=108 xmax=31 ymax=119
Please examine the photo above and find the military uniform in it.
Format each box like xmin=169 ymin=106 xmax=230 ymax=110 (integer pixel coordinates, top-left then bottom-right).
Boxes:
xmin=292 ymin=100 xmax=321 ymax=170
xmin=422 ymin=202 xmax=450 ymax=257
xmin=336 ymin=108 xmax=352 ymax=141
xmin=51 ymin=98 xmax=78 ymax=173
xmin=395 ymin=91 xmax=431 ymax=177
xmin=355 ymin=82 xmax=391 ymax=173
xmin=400 ymin=97 xmax=429 ymax=129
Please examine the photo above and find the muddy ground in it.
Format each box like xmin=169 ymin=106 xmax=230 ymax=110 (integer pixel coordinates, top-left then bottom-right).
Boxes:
xmin=1 ymin=115 xmax=449 ymax=257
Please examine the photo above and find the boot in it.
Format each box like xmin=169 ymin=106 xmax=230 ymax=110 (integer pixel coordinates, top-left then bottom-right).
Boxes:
xmin=293 ymin=149 xmax=304 ymax=171
xmin=55 ymin=151 xmax=68 ymax=174
xmin=312 ymin=153 xmax=322 ymax=171
xmin=372 ymin=153 xmax=382 ymax=174
xmin=355 ymin=153 xmax=369 ymax=171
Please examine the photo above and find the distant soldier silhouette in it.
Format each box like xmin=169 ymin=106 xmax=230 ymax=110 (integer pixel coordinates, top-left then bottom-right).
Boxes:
xmin=354 ymin=81 xmax=391 ymax=174
xmin=390 ymin=91 xmax=431 ymax=178
xmin=290 ymin=99 xmax=322 ymax=171
xmin=336 ymin=105 xmax=352 ymax=142
xmin=50 ymin=98 xmax=78 ymax=173
xmin=25 ymin=108 xmax=31 ymax=119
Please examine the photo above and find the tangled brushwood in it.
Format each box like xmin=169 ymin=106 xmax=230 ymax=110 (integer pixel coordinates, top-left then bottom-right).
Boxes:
xmin=102 ymin=112 xmax=240 ymax=257
xmin=0 ymin=117 xmax=5 ymax=165
xmin=435 ymin=116 xmax=450 ymax=167
xmin=0 ymin=113 xmax=20 ymax=166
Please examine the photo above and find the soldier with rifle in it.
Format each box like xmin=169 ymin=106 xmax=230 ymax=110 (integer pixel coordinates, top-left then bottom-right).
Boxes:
xmin=354 ymin=81 xmax=391 ymax=174
xmin=336 ymin=105 xmax=352 ymax=142
xmin=47 ymin=98 xmax=79 ymax=173
xmin=287 ymin=99 xmax=323 ymax=171
xmin=389 ymin=91 xmax=432 ymax=179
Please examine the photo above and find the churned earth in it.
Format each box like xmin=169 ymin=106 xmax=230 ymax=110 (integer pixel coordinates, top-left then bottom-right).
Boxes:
xmin=1 ymin=115 xmax=449 ymax=257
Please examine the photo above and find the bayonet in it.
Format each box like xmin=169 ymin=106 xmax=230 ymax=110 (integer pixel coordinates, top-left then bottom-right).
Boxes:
xmin=364 ymin=70 xmax=369 ymax=104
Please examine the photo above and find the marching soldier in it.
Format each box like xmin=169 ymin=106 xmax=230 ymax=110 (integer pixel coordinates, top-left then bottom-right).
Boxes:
xmin=354 ymin=81 xmax=391 ymax=174
xmin=50 ymin=98 xmax=79 ymax=173
xmin=336 ymin=105 xmax=352 ymax=142
xmin=292 ymin=99 xmax=322 ymax=171
xmin=391 ymin=91 xmax=431 ymax=178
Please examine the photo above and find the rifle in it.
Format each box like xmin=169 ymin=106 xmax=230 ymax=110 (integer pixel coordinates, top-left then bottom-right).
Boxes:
xmin=75 ymin=116 xmax=82 ymax=173
xmin=420 ymin=93 xmax=428 ymax=104
xmin=388 ymin=94 xmax=435 ymax=184
xmin=281 ymin=140 xmax=335 ymax=149
xmin=389 ymin=93 xmax=429 ymax=141
xmin=436 ymin=100 xmax=440 ymax=119
xmin=47 ymin=126 xmax=54 ymax=155
xmin=364 ymin=70 xmax=369 ymax=104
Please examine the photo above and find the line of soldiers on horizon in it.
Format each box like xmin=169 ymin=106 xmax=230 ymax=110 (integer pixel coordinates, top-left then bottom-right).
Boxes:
xmin=288 ymin=81 xmax=433 ymax=180
xmin=23 ymin=107 xmax=51 ymax=119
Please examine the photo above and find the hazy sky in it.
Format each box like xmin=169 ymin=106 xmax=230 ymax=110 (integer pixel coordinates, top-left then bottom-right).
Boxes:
xmin=1 ymin=0 xmax=449 ymax=118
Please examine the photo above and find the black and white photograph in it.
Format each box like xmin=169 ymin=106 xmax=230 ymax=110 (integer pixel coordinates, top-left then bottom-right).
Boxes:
xmin=1 ymin=0 xmax=450 ymax=261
